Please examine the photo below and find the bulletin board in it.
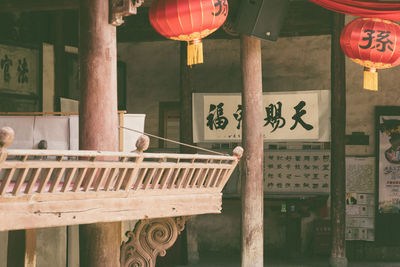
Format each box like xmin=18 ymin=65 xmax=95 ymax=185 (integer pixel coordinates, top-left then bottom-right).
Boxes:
xmin=264 ymin=150 xmax=330 ymax=195
xmin=345 ymin=156 xmax=375 ymax=241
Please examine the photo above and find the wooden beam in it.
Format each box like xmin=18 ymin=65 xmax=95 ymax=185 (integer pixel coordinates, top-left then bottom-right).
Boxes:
xmin=0 ymin=0 xmax=78 ymax=13
xmin=241 ymin=34 xmax=264 ymax=267
xmin=330 ymin=12 xmax=348 ymax=267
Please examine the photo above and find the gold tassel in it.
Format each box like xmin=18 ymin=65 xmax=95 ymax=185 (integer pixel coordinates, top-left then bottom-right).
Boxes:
xmin=187 ymin=40 xmax=203 ymax=66
xmin=363 ymin=67 xmax=378 ymax=91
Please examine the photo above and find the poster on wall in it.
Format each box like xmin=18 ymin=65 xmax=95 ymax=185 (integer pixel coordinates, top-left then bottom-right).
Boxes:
xmin=0 ymin=44 xmax=39 ymax=96
xmin=193 ymin=90 xmax=330 ymax=143
xmin=345 ymin=157 xmax=375 ymax=241
xmin=376 ymin=106 xmax=400 ymax=214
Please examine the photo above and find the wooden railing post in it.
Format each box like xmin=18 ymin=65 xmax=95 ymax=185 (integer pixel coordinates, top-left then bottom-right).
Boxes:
xmin=0 ymin=126 xmax=14 ymax=163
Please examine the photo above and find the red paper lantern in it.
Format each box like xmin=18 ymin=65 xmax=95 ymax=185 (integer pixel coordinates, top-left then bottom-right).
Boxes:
xmin=340 ymin=17 xmax=400 ymax=91
xmin=149 ymin=0 xmax=228 ymax=65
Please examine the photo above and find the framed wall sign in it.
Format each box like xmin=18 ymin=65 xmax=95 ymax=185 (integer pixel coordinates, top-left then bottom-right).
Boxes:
xmin=376 ymin=106 xmax=400 ymax=214
xmin=375 ymin=106 xmax=400 ymax=244
xmin=0 ymin=43 xmax=40 ymax=96
xmin=0 ymin=43 xmax=41 ymax=112
xmin=193 ymin=90 xmax=330 ymax=143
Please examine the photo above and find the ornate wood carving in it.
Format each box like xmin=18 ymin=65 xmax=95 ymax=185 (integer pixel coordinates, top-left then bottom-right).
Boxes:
xmin=121 ymin=217 xmax=186 ymax=267
xmin=110 ymin=0 xmax=144 ymax=26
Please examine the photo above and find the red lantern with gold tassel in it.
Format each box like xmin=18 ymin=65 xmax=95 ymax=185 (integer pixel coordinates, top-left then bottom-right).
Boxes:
xmin=340 ymin=17 xmax=400 ymax=91
xmin=149 ymin=0 xmax=228 ymax=66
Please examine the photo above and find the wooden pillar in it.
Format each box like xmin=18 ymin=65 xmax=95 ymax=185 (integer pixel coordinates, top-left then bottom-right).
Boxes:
xmin=179 ymin=42 xmax=196 ymax=154
xmin=7 ymin=229 xmax=36 ymax=267
xmin=330 ymin=12 xmax=348 ymax=267
xmin=240 ymin=34 xmax=263 ymax=267
xmin=179 ymin=42 xmax=198 ymax=264
xmin=78 ymin=0 xmax=120 ymax=266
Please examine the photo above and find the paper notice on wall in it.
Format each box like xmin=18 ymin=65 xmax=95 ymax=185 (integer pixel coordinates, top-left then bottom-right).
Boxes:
xmin=33 ymin=116 xmax=69 ymax=150
xmin=0 ymin=116 xmax=34 ymax=149
xmin=346 ymin=157 xmax=375 ymax=193
xmin=346 ymin=205 xmax=360 ymax=216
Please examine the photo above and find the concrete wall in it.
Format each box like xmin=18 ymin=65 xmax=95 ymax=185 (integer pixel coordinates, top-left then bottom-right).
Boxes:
xmin=118 ymin=35 xmax=332 ymax=256
xmin=118 ymin=32 xmax=400 ymax=258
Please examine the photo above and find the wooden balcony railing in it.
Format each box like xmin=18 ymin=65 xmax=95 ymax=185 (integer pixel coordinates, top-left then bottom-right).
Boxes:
xmin=0 ymin=127 xmax=242 ymax=231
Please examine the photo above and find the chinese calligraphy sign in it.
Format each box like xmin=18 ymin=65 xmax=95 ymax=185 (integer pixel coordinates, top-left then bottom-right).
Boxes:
xmin=202 ymin=92 xmax=320 ymax=141
xmin=0 ymin=44 xmax=39 ymax=96
xmin=264 ymin=150 xmax=330 ymax=194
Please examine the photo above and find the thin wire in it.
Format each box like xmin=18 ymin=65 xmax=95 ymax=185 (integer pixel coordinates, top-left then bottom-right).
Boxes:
xmin=119 ymin=126 xmax=228 ymax=156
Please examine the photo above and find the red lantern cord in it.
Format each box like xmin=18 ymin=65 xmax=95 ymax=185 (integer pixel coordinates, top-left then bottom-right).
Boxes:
xmin=309 ymin=0 xmax=400 ymax=20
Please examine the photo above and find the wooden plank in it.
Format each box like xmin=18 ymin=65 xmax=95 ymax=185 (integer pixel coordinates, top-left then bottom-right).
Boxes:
xmin=1 ymin=160 xmax=233 ymax=170
xmin=168 ymin=168 xmax=181 ymax=189
xmin=121 ymin=156 xmax=144 ymax=190
xmin=25 ymin=168 xmax=42 ymax=194
xmin=150 ymin=168 xmax=165 ymax=189
xmin=209 ymin=168 xmax=222 ymax=187
xmin=72 ymin=168 xmax=88 ymax=192
xmin=204 ymin=168 xmax=217 ymax=188
xmin=119 ymin=111 xmax=124 ymax=152
xmin=0 ymin=193 xmax=222 ymax=231
xmin=182 ymin=168 xmax=195 ymax=188
xmin=175 ymin=168 xmax=189 ymax=188
xmin=0 ymin=168 xmax=15 ymax=195
xmin=113 ymin=168 xmax=128 ymax=190
xmin=49 ymin=168 xmax=66 ymax=193
xmin=133 ymin=168 xmax=148 ymax=190
xmin=93 ymin=168 xmax=110 ymax=191
xmin=104 ymin=168 xmax=118 ymax=191
xmin=142 ymin=168 xmax=156 ymax=189
xmin=196 ymin=168 xmax=209 ymax=188
xmin=160 ymin=168 xmax=173 ymax=189
xmin=25 ymin=229 xmax=37 ymax=267
xmin=38 ymin=168 xmax=53 ymax=193
xmin=82 ymin=168 xmax=98 ymax=192
xmin=12 ymin=168 xmax=29 ymax=195
xmin=189 ymin=168 xmax=202 ymax=188
xmin=61 ymin=168 xmax=78 ymax=192
xmin=7 ymin=149 xmax=236 ymax=161
xmin=215 ymin=168 xmax=228 ymax=188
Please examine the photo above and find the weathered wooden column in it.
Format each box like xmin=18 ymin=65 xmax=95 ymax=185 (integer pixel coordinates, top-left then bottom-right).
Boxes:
xmin=78 ymin=0 xmax=120 ymax=266
xmin=241 ymin=34 xmax=264 ymax=267
xmin=180 ymin=42 xmax=198 ymax=264
xmin=330 ymin=12 xmax=348 ymax=267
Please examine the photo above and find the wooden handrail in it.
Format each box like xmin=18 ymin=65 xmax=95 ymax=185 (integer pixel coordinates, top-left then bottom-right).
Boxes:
xmin=0 ymin=127 xmax=242 ymax=231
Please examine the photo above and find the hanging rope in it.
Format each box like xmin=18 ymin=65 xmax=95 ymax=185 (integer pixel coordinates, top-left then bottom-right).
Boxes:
xmin=119 ymin=126 xmax=229 ymax=156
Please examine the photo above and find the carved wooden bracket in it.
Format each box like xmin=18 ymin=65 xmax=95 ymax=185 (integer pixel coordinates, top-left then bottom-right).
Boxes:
xmin=120 ymin=217 xmax=186 ymax=267
xmin=110 ymin=0 xmax=144 ymax=26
